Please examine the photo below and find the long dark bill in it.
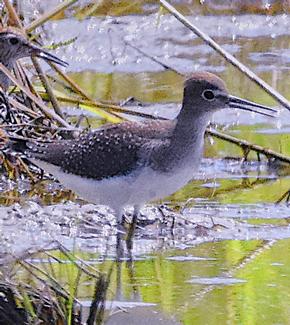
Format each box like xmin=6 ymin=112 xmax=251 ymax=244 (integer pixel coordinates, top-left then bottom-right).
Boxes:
xmin=31 ymin=45 xmax=68 ymax=67
xmin=228 ymin=95 xmax=277 ymax=118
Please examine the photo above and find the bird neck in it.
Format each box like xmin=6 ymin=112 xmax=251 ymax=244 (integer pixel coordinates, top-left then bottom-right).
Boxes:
xmin=172 ymin=103 xmax=211 ymax=148
xmin=150 ymin=104 xmax=211 ymax=173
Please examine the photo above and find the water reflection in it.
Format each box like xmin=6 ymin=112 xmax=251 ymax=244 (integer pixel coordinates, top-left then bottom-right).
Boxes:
xmin=16 ymin=238 xmax=290 ymax=324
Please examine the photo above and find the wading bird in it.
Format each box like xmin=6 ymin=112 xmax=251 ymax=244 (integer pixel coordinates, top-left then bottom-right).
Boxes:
xmin=0 ymin=28 xmax=67 ymax=123
xmin=9 ymin=72 xmax=276 ymax=229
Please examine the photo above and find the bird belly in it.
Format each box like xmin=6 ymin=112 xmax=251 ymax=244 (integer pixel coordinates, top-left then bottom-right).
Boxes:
xmin=31 ymin=159 xmax=137 ymax=210
xmin=31 ymin=159 xmax=198 ymax=211
xmin=125 ymin=165 xmax=196 ymax=205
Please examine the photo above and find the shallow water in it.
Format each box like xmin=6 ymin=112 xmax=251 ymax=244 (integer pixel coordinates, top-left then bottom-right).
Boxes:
xmin=2 ymin=1 xmax=290 ymax=324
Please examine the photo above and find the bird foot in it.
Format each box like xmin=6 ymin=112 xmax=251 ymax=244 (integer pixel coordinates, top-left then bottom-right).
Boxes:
xmin=194 ymin=218 xmax=228 ymax=236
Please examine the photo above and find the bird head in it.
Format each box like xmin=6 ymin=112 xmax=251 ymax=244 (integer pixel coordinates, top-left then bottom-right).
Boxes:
xmin=183 ymin=72 xmax=276 ymax=118
xmin=0 ymin=28 xmax=67 ymax=90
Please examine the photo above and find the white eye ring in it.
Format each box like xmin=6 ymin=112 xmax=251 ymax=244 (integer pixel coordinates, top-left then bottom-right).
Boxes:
xmin=202 ymin=89 xmax=215 ymax=101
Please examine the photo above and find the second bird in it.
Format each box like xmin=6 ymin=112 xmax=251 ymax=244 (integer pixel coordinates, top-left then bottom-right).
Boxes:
xmin=0 ymin=28 xmax=67 ymax=91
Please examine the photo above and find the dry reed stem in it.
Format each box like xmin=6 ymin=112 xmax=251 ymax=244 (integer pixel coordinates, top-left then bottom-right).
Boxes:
xmin=160 ymin=0 xmax=290 ymax=111
xmin=40 ymin=91 xmax=166 ymax=120
xmin=3 ymin=0 xmax=24 ymax=30
xmin=0 ymin=63 xmax=72 ymax=128
xmin=32 ymin=57 xmax=64 ymax=119
xmin=206 ymin=128 xmax=290 ymax=164
xmin=49 ymin=63 xmax=123 ymax=123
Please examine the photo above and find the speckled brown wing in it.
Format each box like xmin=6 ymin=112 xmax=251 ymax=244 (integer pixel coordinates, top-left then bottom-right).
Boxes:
xmin=24 ymin=120 xmax=174 ymax=180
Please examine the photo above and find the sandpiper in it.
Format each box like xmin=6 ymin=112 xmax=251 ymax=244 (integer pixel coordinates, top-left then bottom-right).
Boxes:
xmin=10 ymin=72 xmax=276 ymax=223
xmin=0 ymin=28 xmax=67 ymax=91
xmin=0 ymin=28 xmax=67 ymax=123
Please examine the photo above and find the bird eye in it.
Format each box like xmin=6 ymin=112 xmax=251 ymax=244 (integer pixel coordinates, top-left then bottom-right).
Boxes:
xmin=202 ymin=90 xmax=215 ymax=101
xmin=9 ymin=37 xmax=19 ymax=45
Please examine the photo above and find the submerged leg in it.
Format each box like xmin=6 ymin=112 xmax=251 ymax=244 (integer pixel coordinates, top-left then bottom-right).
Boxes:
xmin=116 ymin=230 xmax=124 ymax=263
xmin=116 ymin=208 xmax=125 ymax=227
xmin=115 ymin=208 xmax=125 ymax=262
xmin=126 ymin=205 xmax=140 ymax=250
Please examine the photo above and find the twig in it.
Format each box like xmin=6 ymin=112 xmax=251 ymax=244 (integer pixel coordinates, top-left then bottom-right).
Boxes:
xmin=49 ymin=64 xmax=91 ymax=101
xmin=0 ymin=63 xmax=72 ymax=129
xmin=125 ymin=40 xmax=182 ymax=75
xmin=49 ymin=62 xmax=122 ymax=123
xmin=9 ymin=98 xmax=41 ymax=118
xmin=49 ymin=247 xmax=101 ymax=277
xmin=14 ymin=62 xmax=42 ymax=115
xmin=17 ymin=156 xmax=37 ymax=182
xmin=32 ymin=57 xmax=64 ymax=118
xmin=87 ymin=267 xmax=113 ymax=325
xmin=3 ymin=0 xmax=24 ymax=31
xmin=18 ymin=260 xmax=72 ymax=301
xmin=159 ymin=0 xmax=290 ymax=111
xmin=275 ymin=190 xmax=290 ymax=205
xmin=40 ymin=92 xmax=167 ymax=120
xmin=206 ymin=128 xmax=290 ymax=164
xmin=25 ymin=0 xmax=78 ymax=33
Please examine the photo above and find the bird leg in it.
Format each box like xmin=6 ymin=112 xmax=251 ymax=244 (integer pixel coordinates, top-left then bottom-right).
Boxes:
xmin=125 ymin=205 xmax=139 ymax=251
xmin=116 ymin=209 xmax=126 ymax=227
xmin=115 ymin=209 xmax=126 ymax=263
xmin=116 ymin=230 xmax=124 ymax=263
